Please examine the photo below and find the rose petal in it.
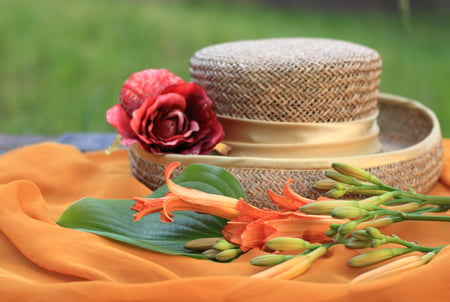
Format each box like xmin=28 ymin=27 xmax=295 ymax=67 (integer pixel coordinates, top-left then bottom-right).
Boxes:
xmin=105 ymin=104 xmax=138 ymax=146
xmin=120 ymin=69 xmax=185 ymax=116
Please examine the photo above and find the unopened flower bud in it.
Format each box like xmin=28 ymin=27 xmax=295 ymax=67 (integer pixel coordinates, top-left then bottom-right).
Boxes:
xmin=359 ymin=195 xmax=385 ymax=205
xmin=329 ymin=223 xmax=341 ymax=230
xmin=213 ymin=239 xmax=238 ymax=251
xmin=202 ymin=248 xmax=220 ymax=259
xmin=360 ymin=192 xmax=398 ymax=206
xmin=358 ymin=217 xmax=395 ymax=229
xmin=338 ymin=220 xmax=359 ymax=235
xmin=350 ymin=251 xmax=437 ymax=283
xmin=383 ymin=202 xmax=421 ymax=212
xmin=370 ymin=239 xmax=385 ymax=248
xmin=332 ymin=163 xmax=383 ymax=186
xmin=326 ymin=189 xmax=347 ymax=198
xmin=334 ymin=183 xmax=348 ymax=190
xmin=357 ymin=203 xmax=378 ymax=211
xmin=421 ymin=251 xmax=437 ymax=264
xmin=266 ymin=237 xmax=314 ymax=251
xmin=349 ymin=248 xmax=407 ymax=267
xmin=366 ymin=227 xmax=383 ymax=239
xmin=250 ymin=254 xmax=293 ymax=266
xmin=351 ymin=230 xmax=371 ymax=240
xmin=347 ymin=189 xmax=387 ymax=196
xmin=325 ymin=170 xmax=362 ymax=186
xmin=184 ymin=237 xmax=222 ymax=251
xmin=345 ymin=238 xmax=371 ymax=249
xmin=331 ymin=206 xmax=368 ymax=219
xmin=325 ymin=228 xmax=338 ymax=237
xmin=313 ymin=179 xmax=338 ymax=191
xmin=215 ymin=248 xmax=242 ymax=262
xmin=300 ymin=200 xmax=359 ymax=215
xmin=326 ymin=222 xmax=341 ymax=237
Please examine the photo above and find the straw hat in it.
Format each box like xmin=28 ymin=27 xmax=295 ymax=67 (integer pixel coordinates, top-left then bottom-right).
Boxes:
xmin=129 ymin=38 xmax=443 ymax=208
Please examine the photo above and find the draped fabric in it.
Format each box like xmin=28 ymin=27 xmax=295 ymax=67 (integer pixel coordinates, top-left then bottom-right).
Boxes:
xmin=0 ymin=141 xmax=448 ymax=302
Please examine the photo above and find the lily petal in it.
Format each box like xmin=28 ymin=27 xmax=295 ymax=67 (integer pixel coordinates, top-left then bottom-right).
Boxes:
xmin=268 ymin=179 xmax=322 ymax=211
xmin=263 ymin=213 xmax=343 ymax=243
xmin=282 ymin=179 xmax=317 ymax=205
xmin=131 ymin=162 xmax=241 ymax=223
xmin=165 ymin=162 xmax=241 ymax=210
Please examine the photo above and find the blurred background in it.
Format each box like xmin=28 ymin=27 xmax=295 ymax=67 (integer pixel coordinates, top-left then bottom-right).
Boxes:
xmin=1 ymin=0 xmax=450 ymax=137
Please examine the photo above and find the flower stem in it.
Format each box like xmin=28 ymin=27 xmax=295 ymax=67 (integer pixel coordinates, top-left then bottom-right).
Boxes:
xmin=397 ymin=192 xmax=450 ymax=205
xmin=385 ymin=235 xmax=448 ymax=253
xmin=400 ymin=213 xmax=450 ymax=222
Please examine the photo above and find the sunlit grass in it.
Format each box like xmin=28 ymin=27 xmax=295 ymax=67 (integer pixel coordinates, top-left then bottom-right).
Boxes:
xmin=1 ymin=0 xmax=449 ymax=136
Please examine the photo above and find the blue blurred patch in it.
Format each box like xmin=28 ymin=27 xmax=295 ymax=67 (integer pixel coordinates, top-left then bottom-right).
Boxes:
xmin=57 ymin=133 xmax=117 ymax=152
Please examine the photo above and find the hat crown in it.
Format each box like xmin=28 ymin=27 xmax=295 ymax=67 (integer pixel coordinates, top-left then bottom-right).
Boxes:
xmin=190 ymin=38 xmax=382 ymax=123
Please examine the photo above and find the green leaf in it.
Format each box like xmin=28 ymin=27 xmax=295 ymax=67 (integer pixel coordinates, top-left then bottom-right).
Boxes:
xmin=57 ymin=163 xmax=246 ymax=259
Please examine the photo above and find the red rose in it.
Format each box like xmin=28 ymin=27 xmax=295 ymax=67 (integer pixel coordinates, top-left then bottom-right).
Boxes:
xmin=106 ymin=69 xmax=224 ymax=155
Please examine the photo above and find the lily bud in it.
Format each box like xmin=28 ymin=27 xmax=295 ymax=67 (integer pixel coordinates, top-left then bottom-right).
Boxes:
xmin=351 ymin=230 xmax=371 ymax=240
xmin=358 ymin=217 xmax=395 ymax=229
xmin=347 ymin=188 xmax=387 ymax=196
xmin=360 ymin=192 xmax=399 ymax=206
xmin=202 ymin=248 xmax=220 ymax=259
xmin=366 ymin=227 xmax=383 ymax=239
xmin=358 ymin=203 xmax=378 ymax=211
xmin=326 ymin=222 xmax=344 ymax=237
xmin=349 ymin=248 xmax=408 ymax=267
xmin=326 ymin=188 xmax=347 ymax=199
xmin=345 ymin=238 xmax=371 ymax=249
xmin=382 ymin=202 xmax=421 ymax=212
xmin=325 ymin=170 xmax=362 ymax=186
xmin=184 ymin=237 xmax=222 ymax=251
xmin=332 ymin=163 xmax=383 ymax=186
xmin=300 ymin=200 xmax=359 ymax=215
xmin=338 ymin=220 xmax=359 ymax=235
xmin=313 ymin=179 xmax=338 ymax=191
xmin=266 ymin=237 xmax=314 ymax=251
xmin=250 ymin=254 xmax=293 ymax=266
xmin=325 ymin=228 xmax=338 ymax=237
xmin=370 ymin=239 xmax=385 ymax=248
xmin=251 ymin=246 xmax=328 ymax=279
xmin=215 ymin=248 xmax=242 ymax=262
xmin=213 ymin=239 xmax=239 ymax=251
xmin=359 ymin=195 xmax=386 ymax=205
xmin=331 ymin=206 xmax=368 ymax=219
xmin=350 ymin=252 xmax=436 ymax=283
xmin=329 ymin=223 xmax=341 ymax=230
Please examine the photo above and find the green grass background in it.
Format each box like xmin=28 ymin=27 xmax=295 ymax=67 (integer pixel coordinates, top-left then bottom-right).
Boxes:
xmin=1 ymin=0 xmax=449 ymax=136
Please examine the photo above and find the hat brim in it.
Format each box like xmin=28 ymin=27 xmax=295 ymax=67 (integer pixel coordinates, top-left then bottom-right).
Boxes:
xmin=129 ymin=93 xmax=443 ymax=207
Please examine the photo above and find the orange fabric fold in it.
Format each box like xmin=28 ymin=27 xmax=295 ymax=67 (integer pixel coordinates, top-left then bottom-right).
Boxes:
xmin=0 ymin=141 xmax=449 ymax=301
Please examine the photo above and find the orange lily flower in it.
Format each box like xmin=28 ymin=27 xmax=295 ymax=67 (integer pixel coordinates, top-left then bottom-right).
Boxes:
xmin=131 ymin=162 xmax=344 ymax=252
xmin=222 ymin=199 xmax=343 ymax=251
xmin=263 ymin=214 xmax=343 ymax=243
xmin=131 ymin=162 xmax=241 ymax=222
xmin=268 ymin=178 xmax=335 ymax=211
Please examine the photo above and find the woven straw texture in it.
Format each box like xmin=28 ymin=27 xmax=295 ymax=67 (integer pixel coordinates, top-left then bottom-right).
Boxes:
xmin=190 ymin=38 xmax=382 ymax=123
xmin=129 ymin=96 xmax=444 ymax=209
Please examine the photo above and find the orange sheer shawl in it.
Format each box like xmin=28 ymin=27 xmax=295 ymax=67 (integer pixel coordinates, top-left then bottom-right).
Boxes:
xmin=0 ymin=141 xmax=449 ymax=302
